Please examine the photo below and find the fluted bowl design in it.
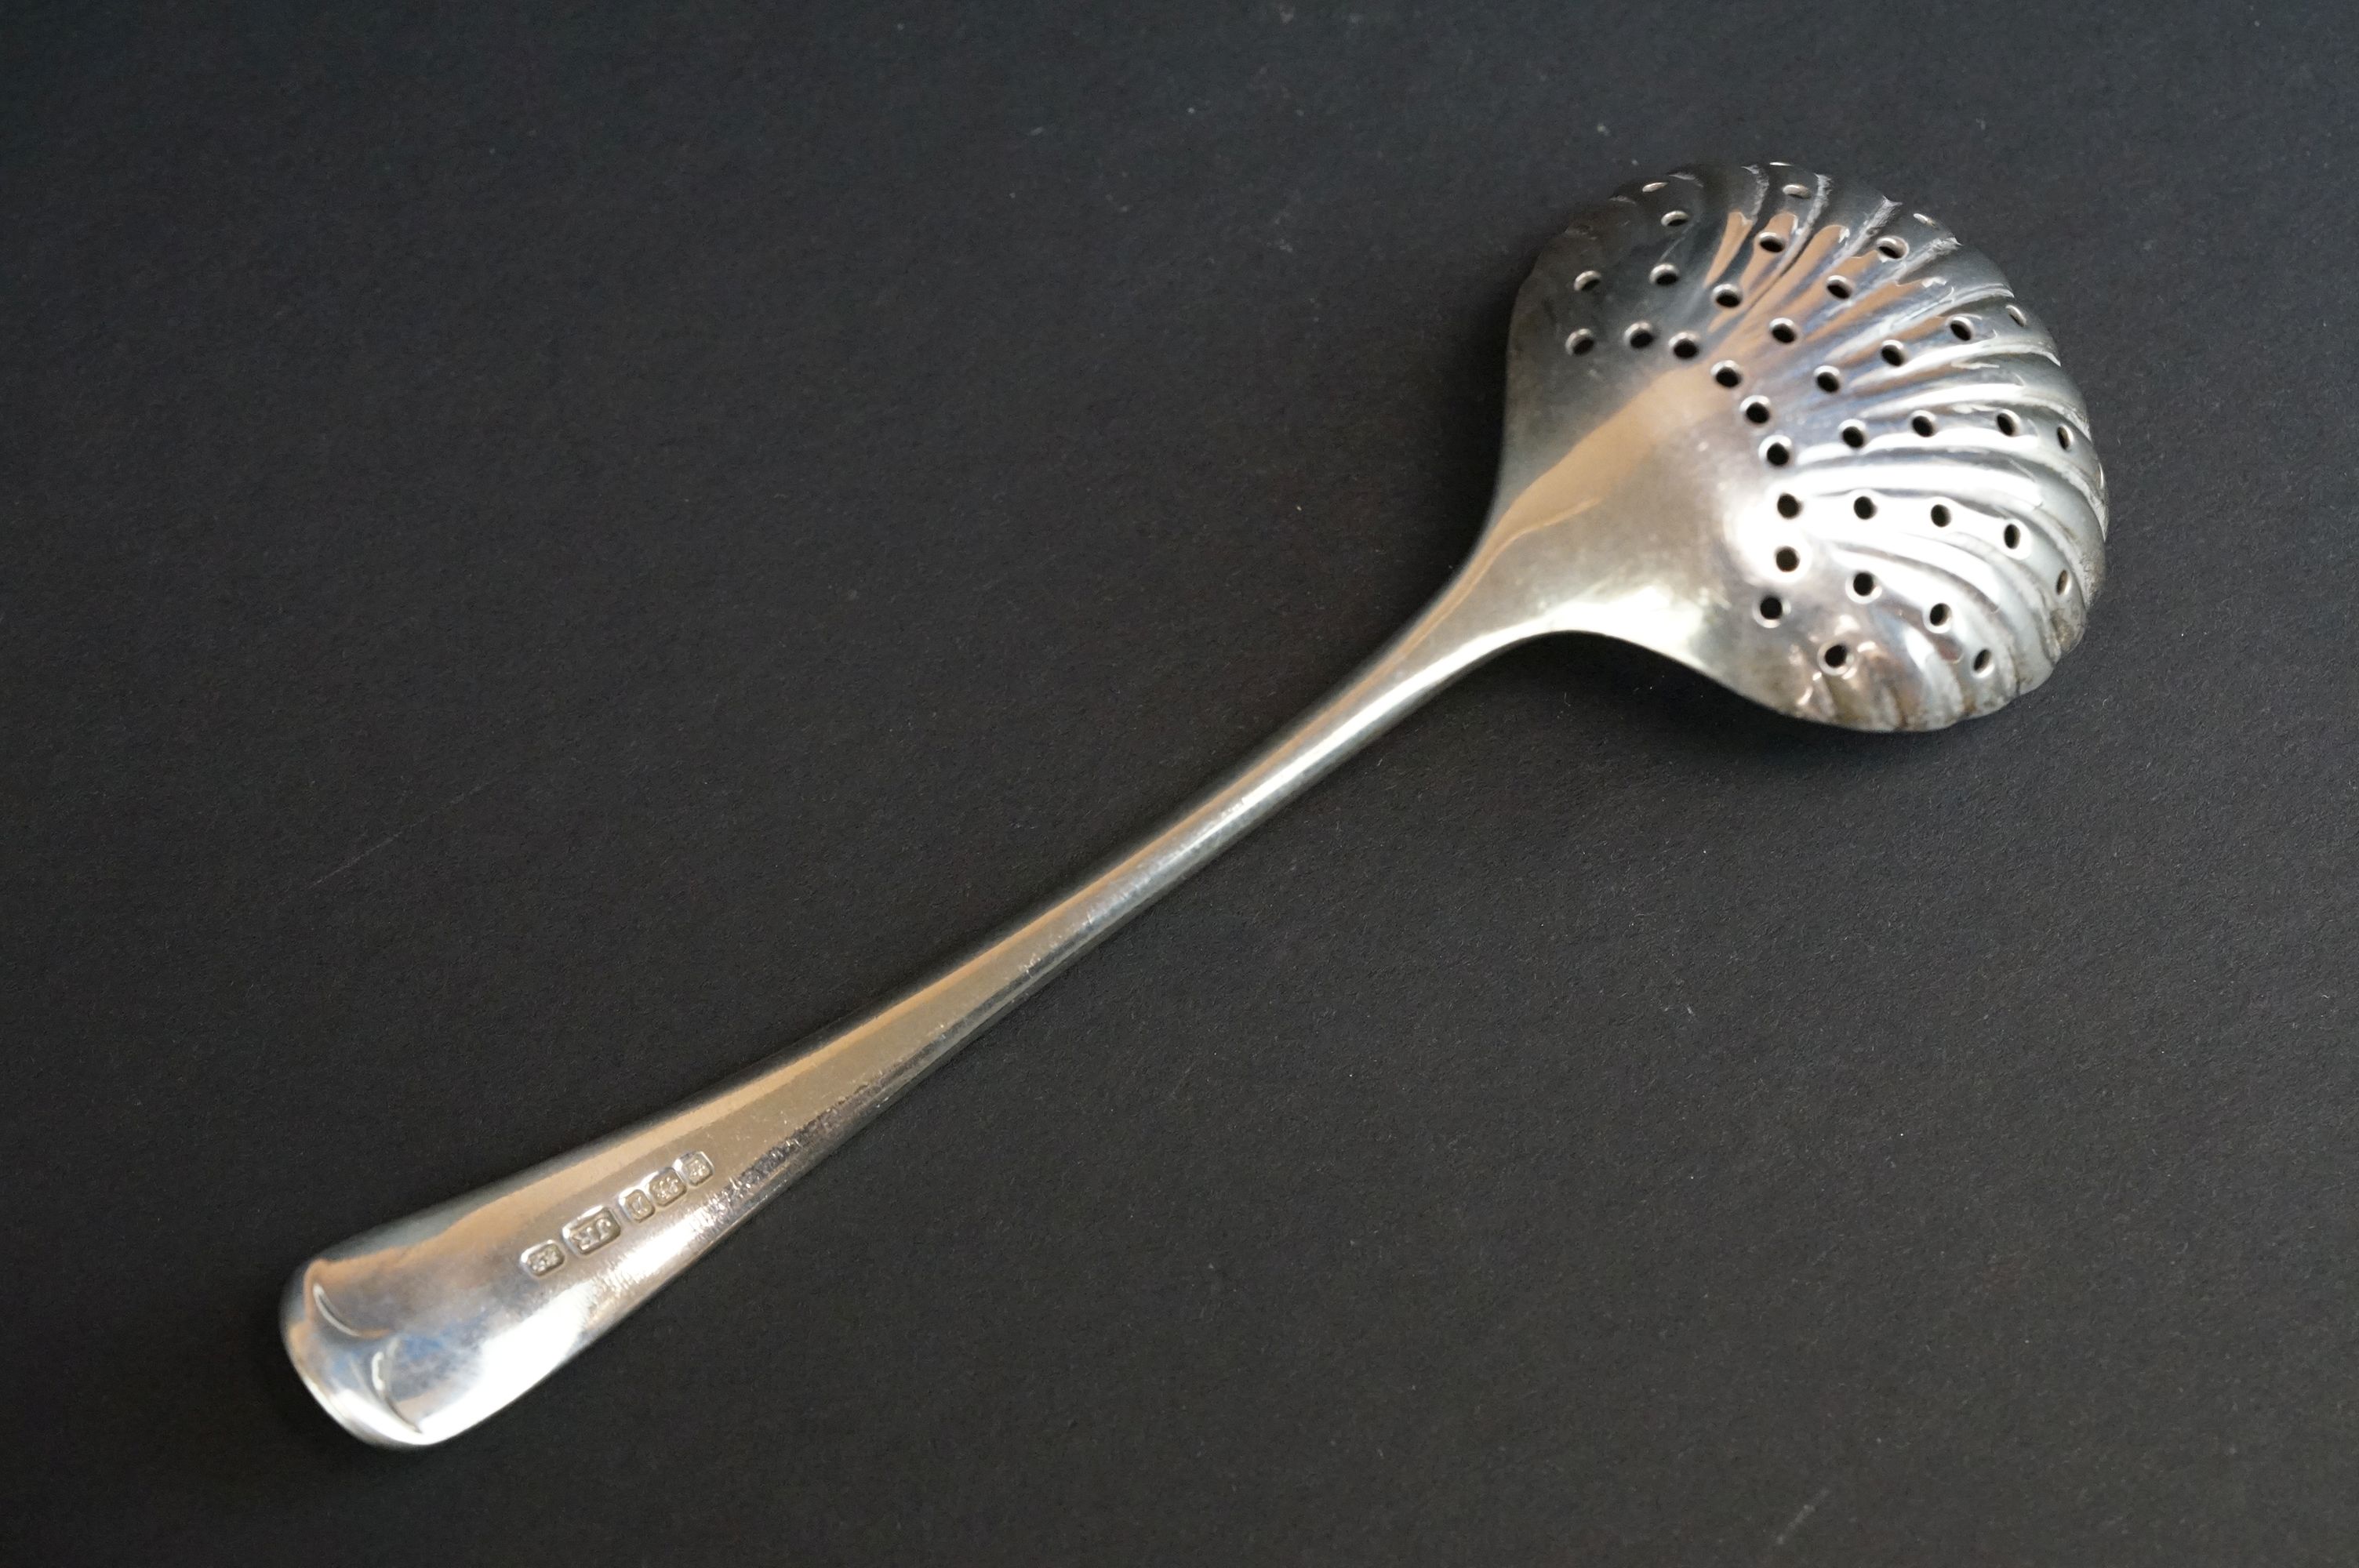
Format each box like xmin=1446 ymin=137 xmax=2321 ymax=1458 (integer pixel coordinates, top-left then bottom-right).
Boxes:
xmin=1492 ymin=161 xmax=2106 ymax=730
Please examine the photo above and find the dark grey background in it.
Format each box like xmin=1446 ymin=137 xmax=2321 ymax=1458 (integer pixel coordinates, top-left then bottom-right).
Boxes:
xmin=8 ymin=2 xmax=2356 ymax=1562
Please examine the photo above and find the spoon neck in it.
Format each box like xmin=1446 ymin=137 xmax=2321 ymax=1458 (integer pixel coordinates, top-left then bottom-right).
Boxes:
xmin=1114 ymin=554 xmax=1529 ymax=857
xmin=896 ymin=555 xmax=1536 ymax=1029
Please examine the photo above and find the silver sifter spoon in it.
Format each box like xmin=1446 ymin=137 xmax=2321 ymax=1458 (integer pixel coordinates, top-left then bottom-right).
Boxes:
xmin=285 ymin=162 xmax=2108 ymax=1446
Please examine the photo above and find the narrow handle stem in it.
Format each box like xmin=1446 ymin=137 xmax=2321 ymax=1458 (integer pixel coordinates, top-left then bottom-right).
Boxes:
xmin=283 ymin=560 xmax=1532 ymax=1447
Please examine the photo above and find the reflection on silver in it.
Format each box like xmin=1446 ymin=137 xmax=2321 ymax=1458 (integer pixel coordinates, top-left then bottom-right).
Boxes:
xmin=284 ymin=163 xmax=2109 ymax=1446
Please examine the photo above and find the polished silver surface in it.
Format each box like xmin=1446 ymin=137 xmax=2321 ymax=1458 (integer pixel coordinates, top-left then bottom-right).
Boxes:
xmin=284 ymin=162 xmax=2108 ymax=1447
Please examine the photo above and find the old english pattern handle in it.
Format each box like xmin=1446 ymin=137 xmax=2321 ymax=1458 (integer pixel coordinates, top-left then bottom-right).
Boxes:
xmin=283 ymin=567 xmax=1525 ymax=1447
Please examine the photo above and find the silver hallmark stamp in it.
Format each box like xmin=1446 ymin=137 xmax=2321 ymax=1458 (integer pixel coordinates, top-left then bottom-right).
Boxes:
xmin=620 ymin=1189 xmax=656 ymax=1221
xmin=521 ymin=1240 xmax=566 ymax=1277
xmin=678 ymin=1150 xmax=714 ymax=1185
xmin=563 ymin=1207 xmax=621 ymax=1255
xmin=648 ymin=1168 xmax=686 ymax=1206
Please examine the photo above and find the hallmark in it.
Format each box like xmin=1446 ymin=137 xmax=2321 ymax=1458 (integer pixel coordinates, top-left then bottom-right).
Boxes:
xmin=563 ymin=1207 xmax=622 ymax=1255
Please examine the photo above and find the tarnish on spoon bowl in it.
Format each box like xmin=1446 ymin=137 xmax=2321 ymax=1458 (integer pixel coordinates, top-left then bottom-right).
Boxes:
xmin=283 ymin=162 xmax=2108 ymax=1448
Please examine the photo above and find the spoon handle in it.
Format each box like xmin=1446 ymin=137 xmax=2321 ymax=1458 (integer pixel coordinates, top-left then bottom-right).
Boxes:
xmin=284 ymin=564 xmax=1528 ymax=1446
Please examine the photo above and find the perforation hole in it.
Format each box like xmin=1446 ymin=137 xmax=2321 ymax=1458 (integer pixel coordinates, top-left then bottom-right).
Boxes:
xmin=1841 ymin=422 xmax=1867 ymax=448
xmin=1627 ymin=323 xmax=1656 ymax=349
xmin=1714 ymin=285 xmax=1743 ymax=307
xmin=1575 ymin=270 xmax=1603 ymax=292
xmin=1764 ymin=437 xmax=1793 ymax=466
xmin=1973 ymin=648 xmax=1994 ymax=674
xmin=2056 ymin=424 xmax=2074 ymax=450
xmin=1642 ymin=180 xmax=1667 ymax=193
xmin=2056 ymin=571 xmax=2071 ymax=594
xmin=1775 ymin=546 xmax=1801 ymax=572
xmin=1743 ymin=396 xmax=1773 ymax=424
xmin=1826 ymin=277 xmax=1854 ymax=300
xmin=1713 ymin=361 xmax=1743 ymax=387
xmin=1851 ymin=572 xmax=1877 ymax=600
xmin=1759 ymin=231 xmax=1787 ymax=253
xmin=1928 ymin=602 xmax=1952 ymax=628
xmin=1652 ymin=263 xmax=1680 ymax=286
xmin=1770 ymin=318 xmax=1798 ymax=343
xmin=1911 ymin=412 xmax=1937 ymax=437
xmin=2003 ymin=522 xmax=2023 ymax=550
xmin=1853 ymin=495 xmax=1877 ymax=519
xmin=1816 ymin=367 xmax=1842 ymax=393
xmin=1671 ymin=333 xmax=1699 ymax=359
xmin=2005 ymin=303 xmax=2028 ymax=325
xmin=1950 ymin=317 xmax=1976 ymax=340
xmin=1663 ymin=210 xmax=1691 ymax=227
xmin=1783 ymin=183 xmax=1811 ymax=197
xmin=1757 ymin=595 xmax=1785 ymax=624
xmin=1823 ymin=643 xmax=1852 ymax=671
xmin=1878 ymin=236 xmax=1909 ymax=259
xmin=1567 ymin=328 xmax=1596 ymax=355
xmin=1931 ymin=503 xmax=1951 ymax=527
xmin=1995 ymin=411 xmax=2019 ymax=437
xmin=1776 ymin=493 xmax=1801 ymax=518
xmin=1881 ymin=341 xmax=1907 ymax=366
